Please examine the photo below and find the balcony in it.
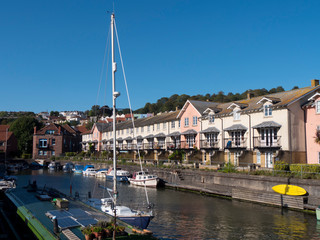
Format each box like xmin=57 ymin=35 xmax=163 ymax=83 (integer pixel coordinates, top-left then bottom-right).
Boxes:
xmin=253 ymin=136 xmax=281 ymax=150
xmin=143 ymin=143 xmax=155 ymax=150
xmin=180 ymin=141 xmax=198 ymax=149
xmin=166 ymin=142 xmax=181 ymax=150
xmin=200 ymin=140 xmax=219 ymax=149
xmin=224 ymin=138 xmax=247 ymax=149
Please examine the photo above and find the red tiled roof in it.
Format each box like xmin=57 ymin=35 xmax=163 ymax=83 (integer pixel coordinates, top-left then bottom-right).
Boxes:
xmin=0 ymin=131 xmax=13 ymax=141
xmin=0 ymin=125 xmax=10 ymax=132
xmin=76 ymin=125 xmax=89 ymax=134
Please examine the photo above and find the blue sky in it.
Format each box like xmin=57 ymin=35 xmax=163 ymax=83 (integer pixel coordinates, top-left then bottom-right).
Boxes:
xmin=1 ymin=0 xmax=320 ymax=113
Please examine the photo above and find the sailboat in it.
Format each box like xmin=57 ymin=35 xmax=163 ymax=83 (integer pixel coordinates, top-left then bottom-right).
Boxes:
xmin=86 ymin=13 xmax=153 ymax=230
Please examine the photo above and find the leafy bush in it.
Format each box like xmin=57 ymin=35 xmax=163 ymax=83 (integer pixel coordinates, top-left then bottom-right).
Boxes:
xmin=21 ymin=153 xmax=31 ymax=159
xmin=65 ymin=152 xmax=76 ymax=157
xmin=274 ymin=161 xmax=290 ymax=171
xmin=290 ymin=164 xmax=320 ymax=173
xmin=221 ymin=162 xmax=237 ymax=173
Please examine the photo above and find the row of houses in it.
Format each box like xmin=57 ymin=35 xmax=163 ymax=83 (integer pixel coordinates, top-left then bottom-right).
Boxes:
xmin=80 ymin=79 xmax=320 ymax=168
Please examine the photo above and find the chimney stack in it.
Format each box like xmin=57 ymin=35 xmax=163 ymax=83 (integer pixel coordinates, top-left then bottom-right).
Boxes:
xmin=34 ymin=126 xmax=37 ymax=134
xmin=311 ymin=79 xmax=319 ymax=87
xmin=247 ymin=92 xmax=254 ymax=99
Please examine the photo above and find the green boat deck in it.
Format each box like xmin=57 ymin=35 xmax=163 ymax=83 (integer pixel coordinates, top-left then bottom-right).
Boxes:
xmin=5 ymin=183 xmax=140 ymax=240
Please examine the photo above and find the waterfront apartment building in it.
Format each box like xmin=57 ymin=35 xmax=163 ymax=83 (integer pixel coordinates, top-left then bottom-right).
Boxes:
xmin=82 ymin=80 xmax=320 ymax=168
xmin=32 ymin=123 xmax=81 ymax=159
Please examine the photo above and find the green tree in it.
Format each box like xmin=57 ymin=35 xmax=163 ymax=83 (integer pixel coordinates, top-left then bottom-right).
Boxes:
xmin=89 ymin=105 xmax=100 ymax=117
xmin=50 ymin=111 xmax=59 ymax=117
xmin=10 ymin=117 xmax=43 ymax=155
xmin=85 ymin=121 xmax=94 ymax=130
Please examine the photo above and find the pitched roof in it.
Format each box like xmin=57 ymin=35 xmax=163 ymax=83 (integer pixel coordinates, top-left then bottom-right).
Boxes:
xmin=181 ymin=129 xmax=198 ymax=135
xmin=0 ymin=131 xmax=13 ymax=142
xmin=201 ymin=85 xmax=320 ymax=117
xmin=177 ymin=100 xmax=219 ymax=118
xmin=200 ymin=127 xmax=220 ymax=133
xmin=224 ymin=124 xmax=247 ymax=131
xmin=252 ymin=121 xmax=281 ymax=129
xmin=36 ymin=123 xmax=77 ymax=135
xmin=0 ymin=125 xmax=10 ymax=132
xmin=167 ymin=131 xmax=181 ymax=137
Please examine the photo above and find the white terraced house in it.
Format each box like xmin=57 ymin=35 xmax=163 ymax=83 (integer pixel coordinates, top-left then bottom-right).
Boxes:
xmin=81 ymin=79 xmax=320 ymax=168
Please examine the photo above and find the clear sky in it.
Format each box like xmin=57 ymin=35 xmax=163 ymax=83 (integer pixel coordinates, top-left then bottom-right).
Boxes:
xmin=1 ymin=0 xmax=320 ymax=113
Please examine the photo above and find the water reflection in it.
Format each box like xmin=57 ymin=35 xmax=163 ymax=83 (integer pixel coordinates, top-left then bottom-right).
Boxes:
xmin=15 ymin=170 xmax=320 ymax=240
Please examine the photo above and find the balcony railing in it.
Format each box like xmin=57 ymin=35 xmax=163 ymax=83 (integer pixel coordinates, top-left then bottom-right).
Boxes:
xmin=180 ymin=141 xmax=198 ymax=149
xmin=166 ymin=142 xmax=181 ymax=150
xmin=200 ymin=140 xmax=220 ymax=149
xmin=253 ymin=136 xmax=281 ymax=149
xmin=224 ymin=138 xmax=247 ymax=149
xmin=143 ymin=143 xmax=155 ymax=150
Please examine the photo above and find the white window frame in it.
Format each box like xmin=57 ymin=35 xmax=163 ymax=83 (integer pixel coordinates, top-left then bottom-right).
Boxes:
xmin=193 ymin=116 xmax=198 ymax=126
xmin=163 ymin=122 xmax=166 ymax=130
xmin=171 ymin=121 xmax=175 ymax=129
xmin=209 ymin=114 xmax=215 ymax=123
xmin=157 ymin=123 xmax=160 ymax=130
xmin=185 ymin=117 xmax=189 ymax=127
xmin=233 ymin=109 xmax=240 ymax=120
xmin=316 ymin=101 xmax=320 ymax=114
xmin=264 ymin=104 xmax=272 ymax=117
xmin=39 ymin=139 xmax=47 ymax=148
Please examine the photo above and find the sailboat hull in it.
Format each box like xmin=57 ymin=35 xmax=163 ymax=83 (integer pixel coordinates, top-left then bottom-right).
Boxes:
xmin=106 ymin=175 xmax=128 ymax=182
xmin=118 ymin=215 xmax=153 ymax=230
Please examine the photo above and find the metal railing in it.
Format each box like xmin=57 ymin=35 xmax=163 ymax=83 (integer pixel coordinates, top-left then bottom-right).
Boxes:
xmin=253 ymin=136 xmax=281 ymax=148
xmin=224 ymin=138 xmax=247 ymax=149
xmin=200 ymin=140 xmax=219 ymax=149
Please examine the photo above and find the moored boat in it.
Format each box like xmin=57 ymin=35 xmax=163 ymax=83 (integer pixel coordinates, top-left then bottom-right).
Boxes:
xmin=0 ymin=176 xmax=16 ymax=191
xmin=128 ymin=170 xmax=159 ymax=188
xmin=63 ymin=162 xmax=74 ymax=172
xmin=87 ymin=197 xmax=153 ymax=230
xmin=95 ymin=169 xmax=108 ymax=178
xmin=48 ymin=161 xmax=61 ymax=171
xmin=72 ymin=164 xmax=84 ymax=174
xmin=83 ymin=165 xmax=96 ymax=176
xmin=106 ymin=168 xmax=130 ymax=182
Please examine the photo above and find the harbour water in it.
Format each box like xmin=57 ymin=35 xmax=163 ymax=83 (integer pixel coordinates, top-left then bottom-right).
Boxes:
xmin=14 ymin=169 xmax=320 ymax=240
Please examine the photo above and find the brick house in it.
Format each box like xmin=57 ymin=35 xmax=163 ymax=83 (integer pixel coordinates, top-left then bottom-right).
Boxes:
xmin=0 ymin=125 xmax=18 ymax=158
xmin=32 ymin=123 xmax=81 ymax=159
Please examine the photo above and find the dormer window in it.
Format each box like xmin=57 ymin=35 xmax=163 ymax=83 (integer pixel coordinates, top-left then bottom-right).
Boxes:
xmin=233 ymin=109 xmax=240 ymax=120
xmin=264 ymin=104 xmax=272 ymax=116
xmin=316 ymin=101 xmax=320 ymax=114
xmin=209 ymin=114 xmax=215 ymax=123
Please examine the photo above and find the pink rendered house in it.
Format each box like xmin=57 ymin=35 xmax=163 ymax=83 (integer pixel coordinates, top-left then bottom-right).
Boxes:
xmin=304 ymin=92 xmax=320 ymax=164
xmin=177 ymin=100 xmax=219 ymax=149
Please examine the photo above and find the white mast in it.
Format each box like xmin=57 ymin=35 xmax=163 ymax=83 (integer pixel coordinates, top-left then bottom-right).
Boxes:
xmin=111 ymin=12 xmax=120 ymax=208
